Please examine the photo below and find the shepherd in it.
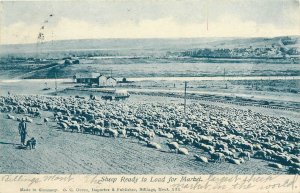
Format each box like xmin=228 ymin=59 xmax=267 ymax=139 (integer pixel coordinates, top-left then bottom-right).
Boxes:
xmin=18 ymin=118 xmax=27 ymax=146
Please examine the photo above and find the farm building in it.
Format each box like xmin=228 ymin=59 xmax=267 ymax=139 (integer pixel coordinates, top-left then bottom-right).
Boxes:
xmin=107 ymin=77 xmax=117 ymax=87
xmin=98 ymin=75 xmax=107 ymax=87
xmin=74 ymin=73 xmax=117 ymax=87
xmin=75 ymin=72 xmax=100 ymax=84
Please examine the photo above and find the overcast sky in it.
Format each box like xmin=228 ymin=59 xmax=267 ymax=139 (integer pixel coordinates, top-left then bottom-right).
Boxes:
xmin=0 ymin=0 xmax=299 ymax=44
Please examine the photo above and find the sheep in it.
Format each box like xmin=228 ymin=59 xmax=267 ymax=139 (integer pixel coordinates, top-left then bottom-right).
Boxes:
xmin=270 ymin=144 xmax=284 ymax=153
xmin=128 ymin=127 xmax=143 ymax=134
xmin=215 ymin=142 xmax=228 ymax=150
xmin=238 ymin=151 xmax=251 ymax=160
xmin=226 ymin=157 xmax=241 ymax=165
xmin=220 ymin=149 xmax=235 ymax=157
xmin=210 ymin=152 xmax=225 ymax=163
xmin=252 ymin=144 xmax=263 ymax=151
xmin=136 ymin=135 xmax=149 ymax=144
xmin=117 ymin=128 xmax=127 ymax=138
xmin=290 ymin=156 xmax=300 ymax=163
xmin=104 ymin=128 xmax=118 ymax=138
xmin=2 ymin=94 xmax=300 ymax=173
xmin=239 ymin=158 xmax=245 ymax=164
xmin=69 ymin=123 xmax=81 ymax=133
xmin=194 ymin=155 xmax=209 ymax=163
xmin=265 ymin=149 xmax=276 ymax=158
xmin=198 ymin=135 xmax=214 ymax=144
xmin=166 ymin=141 xmax=179 ymax=152
xmin=288 ymin=167 xmax=300 ymax=174
xmin=81 ymin=124 xmax=94 ymax=134
xmin=7 ymin=114 xmax=15 ymax=120
xmin=239 ymin=142 xmax=253 ymax=152
xmin=289 ymin=161 xmax=300 ymax=169
xmin=156 ymin=130 xmax=173 ymax=139
xmin=33 ymin=111 xmax=41 ymax=118
xmin=146 ymin=141 xmax=162 ymax=150
xmin=142 ymin=130 xmax=155 ymax=139
xmin=92 ymin=125 xmax=105 ymax=136
xmin=268 ymin=162 xmax=283 ymax=169
xmin=177 ymin=147 xmax=189 ymax=155
xmin=25 ymin=117 xmax=33 ymax=123
xmin=271 ymin=153 xmax=290 ymax=165
xmin=58 ymin=122 xmax=68 ymax=130
xmin=200 ymin=144 xmax=215 ymax=153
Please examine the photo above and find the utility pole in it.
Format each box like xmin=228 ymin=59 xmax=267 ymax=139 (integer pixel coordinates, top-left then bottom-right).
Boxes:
xmin=184 ymin=81 xmax=187 ymax=116
xmin=55 ymin=72 xmax=58 ymax=94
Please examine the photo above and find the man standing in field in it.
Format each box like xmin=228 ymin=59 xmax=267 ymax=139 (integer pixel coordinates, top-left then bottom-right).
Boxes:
xmin=18 ymin=118 xmax=27 ymax=146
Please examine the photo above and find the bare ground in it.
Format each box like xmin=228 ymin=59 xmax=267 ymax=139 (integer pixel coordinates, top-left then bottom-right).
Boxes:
xmin=0 ymin=112 xmax=287 ymax=175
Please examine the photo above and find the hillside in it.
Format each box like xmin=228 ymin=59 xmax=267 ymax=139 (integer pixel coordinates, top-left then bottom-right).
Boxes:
xmin=0 ymin=36 xmax=299 ymax=79
xmin=1 ymin=36 xmax=299 ymax=59
xmin=179 ymin=36 xmax=300 ymax=59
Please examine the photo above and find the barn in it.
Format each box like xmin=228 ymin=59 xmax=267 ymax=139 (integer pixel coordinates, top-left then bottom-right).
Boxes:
xmin=75 ymin=72 xmax=100 ymax=85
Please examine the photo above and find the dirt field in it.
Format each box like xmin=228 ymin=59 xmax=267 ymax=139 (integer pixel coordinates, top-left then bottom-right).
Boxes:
xmin=0 ymin=111 xmax=286 ymax=174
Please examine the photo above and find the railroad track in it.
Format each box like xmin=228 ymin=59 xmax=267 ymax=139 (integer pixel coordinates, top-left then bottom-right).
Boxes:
xmin=131 ymin=91 xmax=300 ymax=112
xmin=65 ymin=87 xmax=300 ymax=112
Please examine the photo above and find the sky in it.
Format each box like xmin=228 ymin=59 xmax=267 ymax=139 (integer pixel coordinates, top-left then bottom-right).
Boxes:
xmin=0 ymin=0 xmax=299 ymax=45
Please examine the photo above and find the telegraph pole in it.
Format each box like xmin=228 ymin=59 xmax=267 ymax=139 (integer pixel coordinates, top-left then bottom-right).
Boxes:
xmin=55 ymin=72 xmax=58 ymax=94
xmin=184 ymin=81 xmax=187 ymax=116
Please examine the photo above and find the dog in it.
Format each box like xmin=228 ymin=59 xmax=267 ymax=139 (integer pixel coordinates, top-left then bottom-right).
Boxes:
xmin=26 ymin=137 xmax=37 ymax=150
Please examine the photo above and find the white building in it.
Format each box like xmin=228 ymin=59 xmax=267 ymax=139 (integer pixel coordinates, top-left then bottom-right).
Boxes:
xmin=98 ymin=75 xmax=107 ymax=87
xmin=107 ymin=77 xmax=117 ymax=87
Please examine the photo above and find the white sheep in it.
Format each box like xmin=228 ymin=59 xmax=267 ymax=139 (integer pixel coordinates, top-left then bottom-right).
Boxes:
xmin=105 ymin=128 xmax=118 ymax=138
xmin=166 ymin=141 xmax=179 ymax=152
xmin=7 ymin=114 xmax=15 ymax=120
xmin=25 ymin=116 xmax=33 ymax=123
xmin=177 ymin=147 xmax=189 ymax=155
xmin=194 ymin=155 xmax=208 ymax=163
xmin=146 ymin=141 xmax=162 ymax=150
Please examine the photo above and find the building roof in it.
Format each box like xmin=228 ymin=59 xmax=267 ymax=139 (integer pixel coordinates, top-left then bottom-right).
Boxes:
xmin=75 ymin=72 xmax=101 ymax=79
xmin=99 ymin=75 xmax=107 ymax=78
xmin=107 ymin=77 xmax=117 ymax=81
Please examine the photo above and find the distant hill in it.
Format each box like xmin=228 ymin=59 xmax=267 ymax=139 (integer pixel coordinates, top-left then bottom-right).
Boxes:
xmin=178 ymin=36 xmax=300 ymax=59
xmin=0 ymin=36 xmax=299 ymax=79
xmin=0 ymin=38 xmax=223 ymax=55
xmin=0 ymin=36 xmax=299 ymax=59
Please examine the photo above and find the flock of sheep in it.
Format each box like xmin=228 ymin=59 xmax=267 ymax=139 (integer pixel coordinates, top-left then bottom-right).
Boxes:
xmin=1 ymin=94 xmax=299 ymax=174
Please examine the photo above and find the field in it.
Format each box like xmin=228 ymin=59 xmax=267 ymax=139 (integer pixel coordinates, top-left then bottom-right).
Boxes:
xmin=0 ymin=37 xmax=299 ymax=175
